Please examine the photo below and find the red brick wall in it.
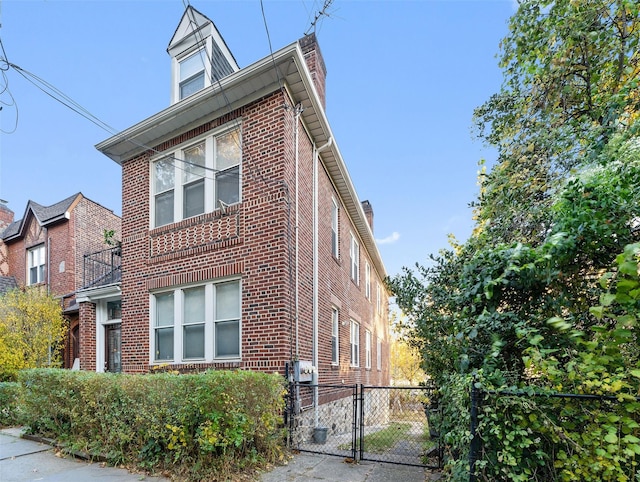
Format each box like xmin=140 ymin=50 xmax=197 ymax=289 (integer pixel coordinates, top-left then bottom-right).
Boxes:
xmin=5 ymin=213 xmax=45 ymax=287
xmin=79 ymin=301 xmax=97 ymax=371
xmin=3 ymin=196 xmax=121 ymax=296
xmin=0 ymin=204 xmax=14 ymax=276
xmin=93 ymin=88 xmax=389 ymax=383
xmin=71 ymin=197 xmax=121 ymax=291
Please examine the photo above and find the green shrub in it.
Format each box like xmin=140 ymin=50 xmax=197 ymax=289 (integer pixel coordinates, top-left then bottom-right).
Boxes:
xmin=0 ymin=381 xmax=22 ymax=427
xmin=18 ymin=368 xmax=286 ymax=479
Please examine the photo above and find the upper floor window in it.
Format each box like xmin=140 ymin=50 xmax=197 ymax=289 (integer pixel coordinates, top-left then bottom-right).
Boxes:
xmin=153 ymin=127 xmax=241 ymax=228
xmin=179 ymin=50 xmax=206 ymax=100
xmin=152 ymin=279 xmax=241 ymax=363
xmin=350 ymin=234 xmax=359 ymax=285
xmin=365 ymin=262 xmax=371 ymax=300
xmin=376 ymin=282 xmax=382 ymax=315
xmin=331 ymin=307 xmax=339 ymax=365
xmin=331 ymin=199 xmax=339 ymax=258
xmin=27 ymin=245 xmax=45 ymax=285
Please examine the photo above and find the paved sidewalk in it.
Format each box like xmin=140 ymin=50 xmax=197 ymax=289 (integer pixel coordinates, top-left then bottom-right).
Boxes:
xmin=2 ymin=428 xmax=437 ymax=481
xmin=0 ymin=428 xmax=168 ymax=482
xmin=258 ymin=452 xmax=434 ymax=481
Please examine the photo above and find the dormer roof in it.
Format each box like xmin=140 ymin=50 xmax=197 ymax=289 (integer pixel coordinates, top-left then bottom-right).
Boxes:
xmin=167 ymin=5 xmax=239 ymax=74
xmin=1 ymin=192 xmax=82 ymax=242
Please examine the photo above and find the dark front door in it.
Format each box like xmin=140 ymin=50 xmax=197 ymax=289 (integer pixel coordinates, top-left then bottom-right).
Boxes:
xmin=105 ymin=323 xmax=122 ymax=373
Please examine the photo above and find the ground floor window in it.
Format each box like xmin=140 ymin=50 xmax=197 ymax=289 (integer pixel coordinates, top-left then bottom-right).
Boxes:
xmin=152 ymin=279 xmax=241 ymax=363
xmin=350 ymin=320 xmax=359 ymax=367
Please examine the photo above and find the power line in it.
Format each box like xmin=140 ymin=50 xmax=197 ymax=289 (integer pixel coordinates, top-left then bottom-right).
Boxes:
xmin=305 ymin=0 xmax=334 ymax=36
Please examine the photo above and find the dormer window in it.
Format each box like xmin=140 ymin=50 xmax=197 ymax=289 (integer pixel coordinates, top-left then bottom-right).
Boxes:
xmin=168 ymin=6 xmax=239 ymax=105
xmin=179 ymin=50 xmax=206 ymax=100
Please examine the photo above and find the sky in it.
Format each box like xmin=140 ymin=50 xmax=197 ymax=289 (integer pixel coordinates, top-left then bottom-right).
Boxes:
xmin=0 ymin=0 xmax=514 ymax=279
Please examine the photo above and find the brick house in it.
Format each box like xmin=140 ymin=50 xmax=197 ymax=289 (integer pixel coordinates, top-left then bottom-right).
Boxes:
xmin=79 ymin=6 xmax=390 ymax=386
xmin=0 ymin=193 xmax=121 ymax=368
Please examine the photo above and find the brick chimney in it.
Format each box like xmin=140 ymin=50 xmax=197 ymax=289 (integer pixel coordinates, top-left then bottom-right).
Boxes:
xmin=0 ymin=202 xmax=14 ymax=233
xmin=299 ymin=33 xmax=327 ymax=110
xmin=361 ymin=200 xmax=373 ymax=233
xmin=0 ymin=202 xmax=13 ymax=277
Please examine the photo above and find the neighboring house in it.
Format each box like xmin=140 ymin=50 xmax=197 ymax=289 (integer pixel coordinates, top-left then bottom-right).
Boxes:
xmin=0 ymin=193 xmax=121 ymax=369
xmin=80 ymin=6 xmax=390 ymax=387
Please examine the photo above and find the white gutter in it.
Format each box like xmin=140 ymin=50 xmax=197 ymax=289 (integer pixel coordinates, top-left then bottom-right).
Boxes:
xmin=313 ymin=136 xmax=333 ymax=428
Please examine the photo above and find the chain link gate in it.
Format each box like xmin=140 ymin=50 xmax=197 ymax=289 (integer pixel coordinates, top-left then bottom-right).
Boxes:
xmin=287 ymin=383 xmax=442 ymax=469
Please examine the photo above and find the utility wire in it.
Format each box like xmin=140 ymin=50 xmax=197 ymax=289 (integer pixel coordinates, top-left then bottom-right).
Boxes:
xmin=7 ymin=61 xmax=239 ymax=181
xmin=305 ymin=0 xmax=334 ymax=36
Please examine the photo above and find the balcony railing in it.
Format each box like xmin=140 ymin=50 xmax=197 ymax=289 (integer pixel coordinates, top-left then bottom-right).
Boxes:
xmin=82 ymin=245 xmax=122 ymax=289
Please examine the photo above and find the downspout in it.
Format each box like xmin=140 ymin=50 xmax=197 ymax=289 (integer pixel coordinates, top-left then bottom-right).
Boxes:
xmin=47 ymin=230 xmax=52 ymax=365
xmin=313 ymin=136 xmax=332 ymax=428
xmin=46 ymin=229 xmax=51 ymax=294
xmin=294 ymin=104 xmax=303 ymax=361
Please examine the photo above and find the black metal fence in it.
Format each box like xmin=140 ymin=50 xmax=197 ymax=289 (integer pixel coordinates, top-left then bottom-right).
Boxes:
xmin=287 ymin=382 xmax=442 ymax=468
xmin=360 ymin=385 xmax=442 ymax=468
xmin=82 ymin=246 xmax=121 ymax=288
xmin=469 ymin=384 xmax=640 ymax=482
xmin=287 ymin=383 xmax=359 ymax=459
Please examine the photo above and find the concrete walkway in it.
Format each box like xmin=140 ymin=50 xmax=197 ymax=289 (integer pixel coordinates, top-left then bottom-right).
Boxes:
xmin=258 ymin=452 xmax=436 ymax=481
xmin=1 ymin=428 xmax=437 ymax=481
xmin=0 ymin=428 xmax=168 ymax=482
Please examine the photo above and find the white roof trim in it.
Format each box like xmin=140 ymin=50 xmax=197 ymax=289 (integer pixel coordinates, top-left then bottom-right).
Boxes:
xmin=96 ymin=41 xmax=387 ymax=280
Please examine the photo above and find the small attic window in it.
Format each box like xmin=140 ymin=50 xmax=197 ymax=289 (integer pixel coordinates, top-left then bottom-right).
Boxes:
xmin=179 ymin=50 xmax=206 ymax=100
xmin=168 ymin=6 xmax=240 ymax=105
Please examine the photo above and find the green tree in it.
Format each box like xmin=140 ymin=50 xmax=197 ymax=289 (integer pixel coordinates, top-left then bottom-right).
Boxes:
xmin=473 ymin=0 xmax=640 ymax=247
xmin=388 ymin=1 xmax=640 ymax=479
xmin=390 ymin=335 xmax=426 ymax=385
xmin=0 ymin=287 xmax=67 ymax=380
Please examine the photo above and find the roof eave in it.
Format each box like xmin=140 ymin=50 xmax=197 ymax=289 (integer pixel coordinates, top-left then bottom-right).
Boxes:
xmin=96 ymin=41 xmax=387 ymax=280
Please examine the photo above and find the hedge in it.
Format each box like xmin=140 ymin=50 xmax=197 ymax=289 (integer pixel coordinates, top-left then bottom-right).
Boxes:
xmin=0 ymin=381 xmax=21 ymax=427
xmin=18 ymin=368 xmax=286 ymax=480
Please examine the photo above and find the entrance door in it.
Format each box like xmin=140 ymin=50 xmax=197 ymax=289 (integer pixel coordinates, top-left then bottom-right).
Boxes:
xmin=105 ymin=323 xmax=122 ymax=373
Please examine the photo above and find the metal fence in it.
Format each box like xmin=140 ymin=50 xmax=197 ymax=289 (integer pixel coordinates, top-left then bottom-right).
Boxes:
xmin=469 ymin=385 xmax=640 ymax=482
xmin=287 ymin=383 xmax=442 ymax=468
xmin=82 ymin=246 xmax=121 ymax=288
xmin=360 ymin=385 xmax=442 ymax=468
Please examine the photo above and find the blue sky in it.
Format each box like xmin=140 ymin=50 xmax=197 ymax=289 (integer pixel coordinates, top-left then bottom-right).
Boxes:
xmin=0 ymin=0 xmax=514 ymax=278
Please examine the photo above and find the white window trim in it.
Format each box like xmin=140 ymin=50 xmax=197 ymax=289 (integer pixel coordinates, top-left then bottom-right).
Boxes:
xmin=365 ymin=330 xmax=372 ymax=369
xmin=331 ymin=307 xmax=339 ymax=366
xmin=350 ymin=320 xmax=360 ymax=367
xmin=150 ymin=124 xmax=242 ymax=229
xmin=331 ymin=198 xmax=339 ymax=258
xmin=95 ymin=297 xmax=122 ymax=374
xmin=365 ymin=262 xmax=371 ymax=300
xmin=350 ymin=234 xmax=359 ymax=285
xmin=171 ymin=40 xmax=212 ymax=103
xmin=376 ymin=282 xmax=382 ymax=315
xmin=27 ymin=244 xmax=45 ymax=286
xmin=149 ymin=278 xmax=242 ymax=365
xmin=377 ymin=337 xmax=382 ymax=371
